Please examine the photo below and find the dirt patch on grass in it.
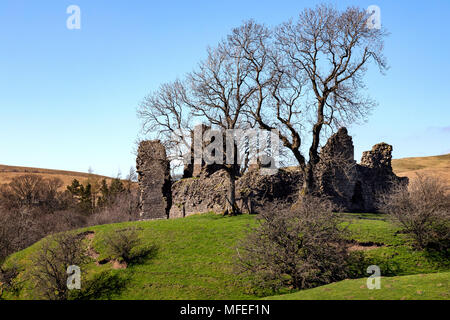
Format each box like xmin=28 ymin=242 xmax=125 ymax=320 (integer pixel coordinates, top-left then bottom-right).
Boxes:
xmin=347 ymin=241 xmax=385 ymax=251
xmin=81 ymin=231 xmax=100 ymax=260
xmin=97 ymin=258 xmax=128 ymax=269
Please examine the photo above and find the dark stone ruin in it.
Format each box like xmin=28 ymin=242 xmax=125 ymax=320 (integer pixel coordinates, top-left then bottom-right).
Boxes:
xmin=137 ymin=128 xmax=408 ymax=219
xmin=136 ymin=140 xmax=172 ymax=219
xmin=315 ymin=128 xmax=408 ymax=212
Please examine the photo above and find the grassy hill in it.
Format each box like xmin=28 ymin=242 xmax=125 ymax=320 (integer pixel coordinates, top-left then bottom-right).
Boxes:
xmin=3 ymin=213 xmax=449 ymax=300
xmin=0 ymin=164 xmax=114 ymax=189
xmin=264 ymin=272 xmax=449 ymax=300
xmin=392 ymin=153 xmax=450 ymax=190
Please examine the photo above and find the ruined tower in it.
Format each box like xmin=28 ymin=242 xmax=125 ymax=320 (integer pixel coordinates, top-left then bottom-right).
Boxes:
xmin=136 ymin=140 xmax=172 ymax=219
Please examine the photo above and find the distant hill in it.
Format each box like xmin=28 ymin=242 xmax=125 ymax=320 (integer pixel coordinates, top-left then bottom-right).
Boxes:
xmin=0 ymin=164 xmax=114 ymax=189
xmin=392 ymin=154 xmax=450 ymax=188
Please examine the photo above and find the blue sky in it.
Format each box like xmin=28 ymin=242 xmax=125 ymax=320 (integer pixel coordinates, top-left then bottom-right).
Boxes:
xmin=0 ymin=0 xmax=449 ymax=177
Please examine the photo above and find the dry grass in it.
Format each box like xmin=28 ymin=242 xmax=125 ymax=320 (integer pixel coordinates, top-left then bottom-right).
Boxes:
xmin=0 ymin=164 xmax=113 ymax=190
xmin=392 ymin=154 xmax=450 ymax=192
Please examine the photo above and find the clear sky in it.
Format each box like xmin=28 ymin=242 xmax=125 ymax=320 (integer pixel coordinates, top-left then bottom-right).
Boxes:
xmin=1 ymin=0 xmax=449 ymax=177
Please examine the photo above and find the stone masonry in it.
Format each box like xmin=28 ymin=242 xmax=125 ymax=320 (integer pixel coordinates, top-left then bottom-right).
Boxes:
xmin=315 ymin=128 xmax=408 ymax=212
xmin=136 ymin=140 xmax=172 ymax=219
xmin=137 ymin=128 xmax=408 ymax=219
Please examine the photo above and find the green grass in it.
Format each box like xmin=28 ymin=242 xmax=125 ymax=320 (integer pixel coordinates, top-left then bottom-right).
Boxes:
xmin=4 ymin=213 xmax=258 ymax=300
xmin=341 ymin=213 xmax=449 ymax=277
xmin=3 ymin=212 xmax=449 ymax=300
xmin=264 ymin=272 xmax=450 ymax=300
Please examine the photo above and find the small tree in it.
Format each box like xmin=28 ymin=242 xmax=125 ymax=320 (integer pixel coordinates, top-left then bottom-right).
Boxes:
xmin=0 ymin=263 xmax=19 ymax=299
xmin=380 ymin=175 xmax=450 ymax=251
xmin=104 ymin=226 xmax=142 ymax=264
xmin=237 ymin=196 xmax=350 ymax=293
xmin=67 ymin=179 xmax=94 ymax=214
xmin=30 ymin=232 xmax=89 ymax=300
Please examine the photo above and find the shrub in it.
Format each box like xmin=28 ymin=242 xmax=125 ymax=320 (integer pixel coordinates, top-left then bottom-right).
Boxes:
xmin=237 ymin=196 xmax=350 ymax=294
xmin=380 ymin=174 xmax=450 ymax=251
xmin=104 ymin=226 xmax=143 ymax=264
xmin=0 ymin=264 xmax=20 ymax=299
xmin=29 ymin=232 xmax=89 ymax=300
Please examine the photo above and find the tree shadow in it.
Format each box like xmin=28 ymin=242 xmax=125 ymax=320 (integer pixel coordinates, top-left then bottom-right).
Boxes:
xmin=70 ymin=271 xmax=128 ymax=300
xmin=129 ymin=244 xmax=159 ymax=265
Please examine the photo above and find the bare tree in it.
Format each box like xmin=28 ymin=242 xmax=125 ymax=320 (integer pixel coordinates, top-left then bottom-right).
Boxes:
xmin=250 ymin=4 xmax=388 ymax=195
xmin=137 ymin=5 xmax=388 ymax=206
xmin=29 ymin=232 xmax=89 ymax=300
xmin=187 ymin=21 xmax=272 ymax=214
xmin=137 ymin=79 xmax=193 ymax=174
xmin=380 ymin=174 xmax=450 ymax=251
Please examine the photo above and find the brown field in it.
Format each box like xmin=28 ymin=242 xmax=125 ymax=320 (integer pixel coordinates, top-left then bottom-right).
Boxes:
xmin=392 ymin=153 xmax=450 ymax=191
xmin=0 ymin=164 xmax=114 ymax=190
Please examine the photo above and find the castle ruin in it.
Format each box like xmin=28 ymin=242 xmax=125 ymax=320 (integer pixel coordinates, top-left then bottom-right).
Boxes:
xmin=136 ymin=128 xmax=408 ymax=219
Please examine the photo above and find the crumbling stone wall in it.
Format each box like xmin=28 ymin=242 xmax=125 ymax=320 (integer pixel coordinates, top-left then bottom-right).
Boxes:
xmin=355 ymin=143 xmax=408 ymax=212
xmin=138 ymin=128 xmax=408 ymax=219
xmin=136 ymin=140 xmax=172 ymax=219
xmin=314 ymin=127 xmax=358 ymax=210
xmin=170 ymin=168 xmax=302 ymax=218
xmin=315 ymin=128 xmax=408 ymax=212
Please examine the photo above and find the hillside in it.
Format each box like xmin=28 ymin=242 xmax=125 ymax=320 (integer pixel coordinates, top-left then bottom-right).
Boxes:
xmin=265 ymin=272 xmax=449 ymax=300
xmin=392 ymin=153 xmax=450 ymax=188
xmin=3 ymin=213 xmax=449 ymax=300
xmin=0 ymin=164 xmax=114 ymax=189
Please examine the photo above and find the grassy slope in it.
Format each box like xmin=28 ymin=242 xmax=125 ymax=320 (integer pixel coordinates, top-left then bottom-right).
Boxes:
xmin=5 ymin=214 xmax=258 ymax=300
xmin=265 ymin=272 xmax=450 ymax=300
xmin=4 ymin=213 xmax=449 ymax=300
xmin=0 ymin=164 xmax=113 ymax=189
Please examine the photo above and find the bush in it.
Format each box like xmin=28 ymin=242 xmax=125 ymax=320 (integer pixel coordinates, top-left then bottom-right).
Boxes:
xmin=104 ymin=226 xmax=143 ymax=264
xmin=380 ymin=174 xmax=450 ymax=251
xmin=0 ymin=264 xmax=20 ymax=299
xmin=237 ymin=196 xmax=350 ymax=294
xmin=29 ymin=232 xmax=89 ymax=300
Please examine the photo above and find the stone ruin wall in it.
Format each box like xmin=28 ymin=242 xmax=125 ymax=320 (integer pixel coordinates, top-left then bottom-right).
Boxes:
xmin=314 ymin=127 xmax=408 ymax=212
xmin=136 ymin=140 xmax=172 ymax=219
xmin=137 ymin=128 xmax=408 ymax=219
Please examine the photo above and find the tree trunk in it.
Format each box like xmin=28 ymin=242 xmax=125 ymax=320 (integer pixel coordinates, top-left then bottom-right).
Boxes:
xmin=301 ymin=163 xmax=315 ymax=196
xmin=301 ymin=100 xmax=325 ymax=197
xmin=225 ymin=162 xmax=240 ymax=215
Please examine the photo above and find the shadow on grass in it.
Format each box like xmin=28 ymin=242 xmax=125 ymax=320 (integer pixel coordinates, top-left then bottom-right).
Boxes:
xmin=129 ymin=244 xmax=159 ymax=266
xmin=71 ymin=271 xmax=129 ymax=300
xmin=71 ymin=245 xmax=160 ymax=300
xmin=423 ymin=247 xmax=450 ymax=266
